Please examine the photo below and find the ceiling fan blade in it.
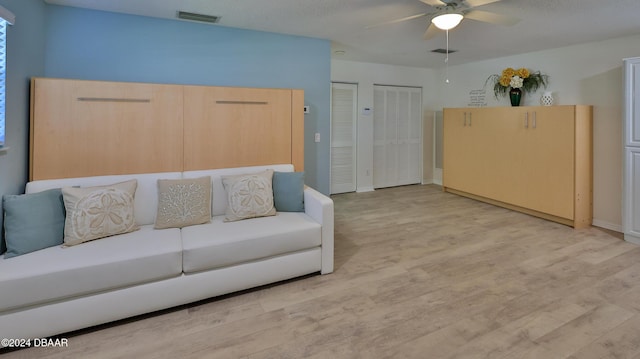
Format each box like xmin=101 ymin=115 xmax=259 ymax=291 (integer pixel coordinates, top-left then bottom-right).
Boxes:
xmin=420 ymin=0 xmax=446 ymax=6
xmin=423 ymin=23 xmax=439 ymax=40
xmin=365 ymin=12 xmax=429 ymax=29
xmin=464 ymin=10 xmax=520 ymax=26
xmin=465 ymin=0 xmax=501 ymax=8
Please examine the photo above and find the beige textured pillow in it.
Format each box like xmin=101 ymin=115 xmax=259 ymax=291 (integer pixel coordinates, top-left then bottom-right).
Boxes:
xmin=62 ymin=179 xmax=138 ymax=246
xmin=155 ymin=176 xmax=212 ymax=229
xmin=221 ymin=170 xmax=276 ymax=222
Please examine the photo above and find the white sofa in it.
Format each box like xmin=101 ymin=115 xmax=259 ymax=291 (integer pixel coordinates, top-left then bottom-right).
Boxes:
xmin=0 ymin=164 xmax=333 ymax=341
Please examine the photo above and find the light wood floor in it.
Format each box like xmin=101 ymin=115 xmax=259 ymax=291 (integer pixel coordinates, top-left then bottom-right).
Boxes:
xmin=5 ymin=184 xmax=640 ymax=359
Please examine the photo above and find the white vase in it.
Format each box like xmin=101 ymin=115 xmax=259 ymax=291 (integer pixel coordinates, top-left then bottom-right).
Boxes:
xmin=540 ymin=91 xmax=554 ymax=106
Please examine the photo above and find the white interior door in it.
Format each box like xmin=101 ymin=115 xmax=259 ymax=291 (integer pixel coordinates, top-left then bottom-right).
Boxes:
xmin=330 ymin=83 xmax=357 ymax=194
xmin=373 ymin=85 xmax=422 ymax=189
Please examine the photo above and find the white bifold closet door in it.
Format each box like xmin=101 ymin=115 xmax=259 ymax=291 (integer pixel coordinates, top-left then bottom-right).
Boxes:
xmin=373 ymin=85 xmax=422 ymax=189
xmin=330 ymin=83 xmax=358 ymax=194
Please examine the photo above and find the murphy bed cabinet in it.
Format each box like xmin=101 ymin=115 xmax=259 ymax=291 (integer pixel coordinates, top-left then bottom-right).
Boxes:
xmin=443 ymin=105 xmax=592 ymax=228
xmin=29 ymin=78 xmax=304 ymax=180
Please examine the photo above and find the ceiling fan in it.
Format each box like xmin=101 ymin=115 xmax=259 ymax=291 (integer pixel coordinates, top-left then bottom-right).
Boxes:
xmin=370 ymin=0 xmax=520 ymax=40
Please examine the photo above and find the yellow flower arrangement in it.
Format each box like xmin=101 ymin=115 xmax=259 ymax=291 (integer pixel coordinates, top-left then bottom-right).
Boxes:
xmin=517 ymin=68 xmax=530 ymax=78
xmin=486 ymin=67 xmax=548 ymax=98
xmin=503 ymin=67 xmax=516 ymax=78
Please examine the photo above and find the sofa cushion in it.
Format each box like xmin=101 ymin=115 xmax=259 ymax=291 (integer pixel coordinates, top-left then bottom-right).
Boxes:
xmin=222 ymin=170 xmax=276 ymax=222
xmin=0 ymin=225 xmax=182 ymax=313
xmin=26 ymin=172 xmax=183 ymax=226
xmin=62 ymin=180 xmax=138 ymax=246
xmin=183 ymin=164 xmax=294 ymax=217
xmin=3 ymin=189 xmax=66 ymax=258
xmin=181 ymin=212 xmax=321 ymax=273
xmin=155 ymin=176 xmax=212 ymax=229
xmin=273 ymin=171 xmax=305 ymax=212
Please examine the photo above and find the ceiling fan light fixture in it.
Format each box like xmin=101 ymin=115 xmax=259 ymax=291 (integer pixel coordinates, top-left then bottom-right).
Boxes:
xmin=431 ymin=13 xmax=463 ymax=30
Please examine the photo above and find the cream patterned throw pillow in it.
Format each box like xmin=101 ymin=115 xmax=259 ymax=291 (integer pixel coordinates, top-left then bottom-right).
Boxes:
xmin=62 ymin=179 xmax=138 ymax=246
xmin=221 ymin=170 xmax=276 ymax=222
xmin=155 ymin=176 xmax=212 ymax=229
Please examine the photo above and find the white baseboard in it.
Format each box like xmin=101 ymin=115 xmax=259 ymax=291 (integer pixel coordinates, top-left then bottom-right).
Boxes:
xmin=432 ymin=168 xmax=442 ymax=186
xmin=591 ymin=219 xmax=623 ymax=233
xmin=356 ymin=187 xmax=375 ymax=193
xmin=625 ymin=234 xmax=640 ymax=245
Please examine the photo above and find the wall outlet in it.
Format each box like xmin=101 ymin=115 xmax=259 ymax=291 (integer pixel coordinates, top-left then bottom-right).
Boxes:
xmin=314 ymin=133 xmax=320 ymax=143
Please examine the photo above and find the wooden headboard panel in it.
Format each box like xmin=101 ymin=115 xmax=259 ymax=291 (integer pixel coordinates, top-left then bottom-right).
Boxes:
xmin=29 ymin=78 xmax=304 ymax=180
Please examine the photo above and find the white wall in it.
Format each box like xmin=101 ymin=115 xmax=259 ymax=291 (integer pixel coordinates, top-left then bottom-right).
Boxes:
xmin=437 ymin=33 xmax=640 ymax=231
xmin=331 ymin=60 xmax=438 ymax=192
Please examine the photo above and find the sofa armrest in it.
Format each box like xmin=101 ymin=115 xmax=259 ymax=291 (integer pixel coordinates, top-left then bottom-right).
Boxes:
xmin=304 ymin=186 xmax=334 ymax=274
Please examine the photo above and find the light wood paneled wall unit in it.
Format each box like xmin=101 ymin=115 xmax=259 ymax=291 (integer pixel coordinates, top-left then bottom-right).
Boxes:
xmin=291 ymin=90 xmax=305 ymax=173
xmin=183 ymin=86 xmax=301 ymax=171
xmin=30 ymin=78 xmax=185 ymax=180
xmin=443 ymin=105 xmax=592 ymax=228
xmin=30 ymin=78 xmax=304 ymax=180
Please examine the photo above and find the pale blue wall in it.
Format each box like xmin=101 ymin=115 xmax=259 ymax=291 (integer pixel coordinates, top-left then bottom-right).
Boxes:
xmin=44 ymin=5 xmax=331 ymax=194
xmin=0 ymin=0 xmax=47 ymax=249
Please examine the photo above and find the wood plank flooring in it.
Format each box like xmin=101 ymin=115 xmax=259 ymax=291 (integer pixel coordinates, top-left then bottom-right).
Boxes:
xmin=4 ymin=184 xmax=640 ymax=358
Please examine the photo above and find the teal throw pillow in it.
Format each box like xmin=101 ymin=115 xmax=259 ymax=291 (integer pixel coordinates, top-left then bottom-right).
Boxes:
xmin=272 ymin=172 xmax=305 ymax=212
xmin=3 ymin=189 xmax=66 ymax=258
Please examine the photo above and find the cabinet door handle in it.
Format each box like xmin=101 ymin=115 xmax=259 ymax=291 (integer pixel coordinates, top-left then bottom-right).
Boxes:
xmin=469 ymin=112 xmax=472 ymax=126
xmin=525 ymin=112 xmax=529 ymax=128
xmin=533 ymin=111 xmax=537 ymax=129
xmin=463 ymin=112 xmax=467 ymax=127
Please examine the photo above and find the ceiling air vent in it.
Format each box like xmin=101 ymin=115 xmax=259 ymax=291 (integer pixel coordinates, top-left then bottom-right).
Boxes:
xmin=177 ymin=11 xmax=220 ymax=24
xmin=431 ymin=48 xmax=458 ymax=54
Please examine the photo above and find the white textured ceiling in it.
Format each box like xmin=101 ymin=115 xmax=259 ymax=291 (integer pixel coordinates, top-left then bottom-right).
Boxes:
xmin=44 ymin=0 xmax=640 ymax=68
